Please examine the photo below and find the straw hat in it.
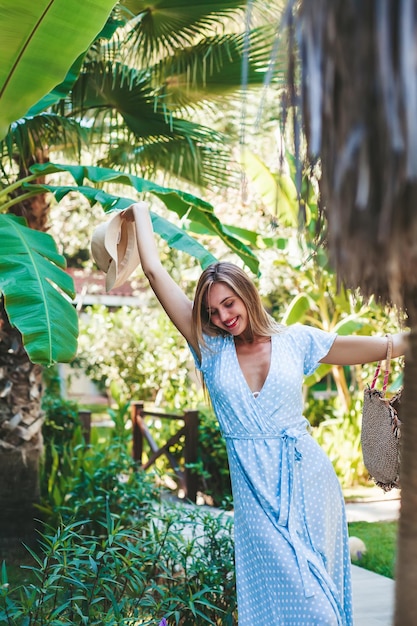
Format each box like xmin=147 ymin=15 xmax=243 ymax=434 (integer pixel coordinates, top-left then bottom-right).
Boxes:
xmin=91 ymin=212 xmax=140 ymax=291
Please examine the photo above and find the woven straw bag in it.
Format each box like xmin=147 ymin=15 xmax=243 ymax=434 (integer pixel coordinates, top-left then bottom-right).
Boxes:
xmin=361 ymin=334 xmax=402 ymax=492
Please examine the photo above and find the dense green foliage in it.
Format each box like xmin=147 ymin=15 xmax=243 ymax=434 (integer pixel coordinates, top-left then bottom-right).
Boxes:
xmin=76 ymin=304 xmax=203 ymax=409
xmin=0 ymin=0 xmax=279 ymax=364
xmin=1 ymin=436 xmax=237 ymax=625
xmin=193 ymin=406 xmax=232 ymax=508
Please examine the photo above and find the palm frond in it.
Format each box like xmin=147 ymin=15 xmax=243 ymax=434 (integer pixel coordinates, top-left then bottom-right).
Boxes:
xmin=61 ymin=61 xmax=237 ymax=187
xmin=120 ymin=0 xmax=247 ymax=65
xmin=0 ymin=114 xmax=87 ymax=175
xmin=99 ymin=136 xmax=238 ymax=189
xmin=152 ymin=27 xmax=283 ymax=110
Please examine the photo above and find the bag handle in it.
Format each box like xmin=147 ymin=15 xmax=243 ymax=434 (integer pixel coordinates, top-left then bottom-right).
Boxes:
xmin=370 ymin=334 xmax=393 ymax=395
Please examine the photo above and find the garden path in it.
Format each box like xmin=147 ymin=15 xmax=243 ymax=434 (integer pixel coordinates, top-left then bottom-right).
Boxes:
xmin=346 ymin=495 xmax=399 ymax=626
xmin=169 ymin=492 xmax=400 ymax=625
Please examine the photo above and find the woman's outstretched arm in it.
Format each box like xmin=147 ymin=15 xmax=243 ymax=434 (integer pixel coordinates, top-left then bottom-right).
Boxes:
xmin=321 ymin=332 xmax=409 ymax=366
xmin=122 ymin=202 xmax=197 ymax=351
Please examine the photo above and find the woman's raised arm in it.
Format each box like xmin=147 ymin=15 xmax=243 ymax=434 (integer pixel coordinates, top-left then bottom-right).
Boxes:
xmin=122 ymin=202 xmax=197 ymax=351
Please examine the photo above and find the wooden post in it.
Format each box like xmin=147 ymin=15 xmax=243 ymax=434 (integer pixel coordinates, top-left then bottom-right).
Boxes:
xmin=184 ymin=409 xmax=199 ymax=503
xmin=131 ymin=401 xmax=145 ymax=464
xmin=78 ymin=410 xmax=91 ymax=444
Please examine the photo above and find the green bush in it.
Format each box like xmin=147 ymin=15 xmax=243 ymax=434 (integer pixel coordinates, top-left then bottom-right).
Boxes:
xmin=312 ymin=394 xmax=368 ymax=489
xmin=194 ymin=406 xmax=232 ymax=508
xmin=39 ymin=394 xmax=84 ymax=524
xmin=1 ymin=507 xmax=236 ymax=625
xmin=75 ymin=305 xmax=204 ymax=410
xmin=1 ymin=439 xmax=237 ymax=625
xmin=41 ymin=394 xmax=81 ymax=456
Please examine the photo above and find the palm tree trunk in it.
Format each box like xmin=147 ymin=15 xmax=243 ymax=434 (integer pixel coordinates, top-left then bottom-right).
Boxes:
xmin=394 ymin=326 xmax=417 ymax=625
xmin=0 ymin=151 xmax=50 ymax=546
xmin=0 ymin=300 xmax=44 ymax=544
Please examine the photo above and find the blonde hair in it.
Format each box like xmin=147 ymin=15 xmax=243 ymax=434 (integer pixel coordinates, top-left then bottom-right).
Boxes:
xmin=191 ymin=262 xmax=283 ymax=358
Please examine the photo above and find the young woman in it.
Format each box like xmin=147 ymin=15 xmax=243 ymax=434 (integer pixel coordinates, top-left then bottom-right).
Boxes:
xmin=121 ymin=201 xmax=407 ymax=626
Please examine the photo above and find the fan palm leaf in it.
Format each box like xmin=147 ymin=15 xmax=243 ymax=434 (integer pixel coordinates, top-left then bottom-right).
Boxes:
xmin=0 ymin=114 xmax=86 ymax=175
xmin=67 ymin=62 xmax=223 ymax=140
xmin=100 ymin=138 xmax=235 ymax=188
xmin=120 ymin=0 xmax=248 ymax=64
xmin=153 ymin=27 xmax=282 ymax=109
xmin=63 ymin=60 xmax=235 ymax=186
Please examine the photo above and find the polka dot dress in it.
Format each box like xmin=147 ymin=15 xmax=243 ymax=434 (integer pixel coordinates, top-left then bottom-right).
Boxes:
xmin=190 ymin=324 xmax=353 ymax=626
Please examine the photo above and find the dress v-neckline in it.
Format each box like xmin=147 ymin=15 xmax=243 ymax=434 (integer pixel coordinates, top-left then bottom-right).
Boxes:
xmin=232 ymin=335 xmax=273 ymax=399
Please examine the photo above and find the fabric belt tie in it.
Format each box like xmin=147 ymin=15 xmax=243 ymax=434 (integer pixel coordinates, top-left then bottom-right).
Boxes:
xmin=224 ymin=426 xmax=315 ymax=598
xmin=224 ymin=427 xmax=347 ymax=621
xmin=277 ymin=428 xmax=304 ymax=527
xmin=275 ymin=428 xmax=316 ymax=598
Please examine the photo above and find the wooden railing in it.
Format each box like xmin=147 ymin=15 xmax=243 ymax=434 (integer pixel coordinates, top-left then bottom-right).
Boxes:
xmin=77 ymin=403 xmax=199 ymax=503
xmin=131 ymin=401 xmax=199 ymax=503
xmin=78 ymin=410 xmax=92 ymax=444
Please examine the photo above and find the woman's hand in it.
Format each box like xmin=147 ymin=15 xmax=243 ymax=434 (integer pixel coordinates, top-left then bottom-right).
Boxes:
xmin=120 ymin=201 xmax=149 ymax=222
xmin=120 ymin=207 xmax=134 ymax=222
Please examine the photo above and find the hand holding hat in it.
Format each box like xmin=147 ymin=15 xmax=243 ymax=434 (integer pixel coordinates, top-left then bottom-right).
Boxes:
xmin=91 ymin=203 xmax=147 ymax=291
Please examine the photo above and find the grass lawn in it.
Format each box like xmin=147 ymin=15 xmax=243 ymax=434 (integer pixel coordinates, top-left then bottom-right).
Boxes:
xmin=348 ymin=520 xmax=397 ymax=579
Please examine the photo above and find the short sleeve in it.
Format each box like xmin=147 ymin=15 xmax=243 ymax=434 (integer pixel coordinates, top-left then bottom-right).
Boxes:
xmin=188 ymin=342 xmax=202 ymax=371
xmin=291 ymin=324 xmax=337 ymax=376
xmin=187 ymin=334 xmax=224 ymax=373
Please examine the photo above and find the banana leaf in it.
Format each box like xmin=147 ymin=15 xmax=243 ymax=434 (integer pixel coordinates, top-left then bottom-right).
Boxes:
xmin=0 ymin=0 xmax=117 ymax=139
xmin=27 ymin=184 xmax=217 ymax=269
xmin=0 ymin=162 xmax=260 ymax=365
xmin=25 ymin=162 xmax=259 ymax=273
xmin=280 ymin=293 xmax=313 ymax=325
xmin=0 ymin=214 xmax=78 ymax=365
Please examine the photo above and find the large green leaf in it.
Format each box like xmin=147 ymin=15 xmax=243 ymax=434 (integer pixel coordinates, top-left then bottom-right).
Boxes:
xmin=26 ymin=162 xmax=259 ymax=273
xmin=0 ymin=0 xmax=117 ymax=139
xmin=25 ymin=14 xmax=122 ymax=117
xmin=280 ymin=293 xmax=313 ymax=325
xmin=32 ymin=182 xmax=217 ymax=268
xmin=333 ymin=316 xmax=367 ymax=336
xmin=0 ymin=214 xmax=78 ymax=365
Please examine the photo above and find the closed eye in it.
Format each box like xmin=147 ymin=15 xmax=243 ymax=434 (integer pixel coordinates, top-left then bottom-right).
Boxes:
xmin=207 ymin=298 xmax=234 ymax=317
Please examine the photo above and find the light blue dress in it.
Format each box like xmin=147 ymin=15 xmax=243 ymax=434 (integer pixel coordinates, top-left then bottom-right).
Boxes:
xmin=190 ymin=324 xmax=353 ymax=626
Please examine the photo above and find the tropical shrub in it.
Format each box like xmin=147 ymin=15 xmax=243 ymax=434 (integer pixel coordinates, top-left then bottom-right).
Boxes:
xmin=311 ymin=394 xmax=367 ymax=488
xmin=74 ymin=304 xmax=204 ymax=411
xmin=41 ymin=395 xmax=81 ymax=456
xmin=194 ymin=406 xmax=232 ymax=508
xmin=1 ymin=440 xmax=237 ymax=625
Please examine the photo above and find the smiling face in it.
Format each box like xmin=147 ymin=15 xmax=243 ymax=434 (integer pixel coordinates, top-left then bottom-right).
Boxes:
xmin=205 ymin=282 xmax=249 ymax=338
xmin=192 ymin=262 xmax=279 ymax=351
